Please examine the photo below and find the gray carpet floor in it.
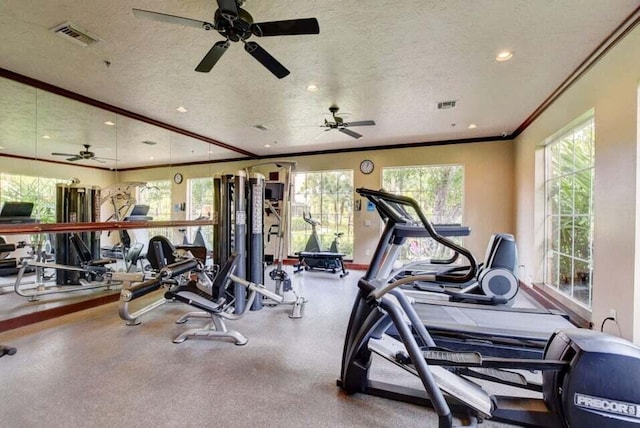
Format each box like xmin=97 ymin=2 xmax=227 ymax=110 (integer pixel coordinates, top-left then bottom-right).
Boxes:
xmin=0 ymin=268 xmax=523 ymax=427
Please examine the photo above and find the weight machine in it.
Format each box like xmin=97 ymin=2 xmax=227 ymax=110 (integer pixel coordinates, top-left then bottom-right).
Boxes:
xmin=213 ymin=170 xmax=265 ymax=313
xmin=249 ymin=161 xmax=306 ymax=318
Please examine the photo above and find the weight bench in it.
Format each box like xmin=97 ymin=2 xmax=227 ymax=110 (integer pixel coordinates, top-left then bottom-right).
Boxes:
xmin=165 ymin=253 xmax=283 ymax=345
xmin=294 ymin=251 xmax=349 ymax=277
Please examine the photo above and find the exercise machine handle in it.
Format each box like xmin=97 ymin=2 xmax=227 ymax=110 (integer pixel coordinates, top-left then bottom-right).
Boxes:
xmin=252 ymin=283 xmax=284 ymax=303
xmin=229 ymin=273 xmax=284 ymax=303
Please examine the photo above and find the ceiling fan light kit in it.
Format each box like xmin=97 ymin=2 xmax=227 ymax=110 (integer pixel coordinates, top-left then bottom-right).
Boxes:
xmin=133 ymin=0 xmax=320 ymax=79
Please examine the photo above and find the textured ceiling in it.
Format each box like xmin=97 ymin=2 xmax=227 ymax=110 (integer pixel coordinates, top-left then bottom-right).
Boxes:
xmin=0 ymin=0 xmax=638 ymax=169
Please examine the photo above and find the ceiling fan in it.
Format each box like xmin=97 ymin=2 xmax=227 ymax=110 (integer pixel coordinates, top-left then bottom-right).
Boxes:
xmin=318 ymin=106 xmax=376 ymax=139
xmin=51 ymin=145 xmax=116 ymax=164
xmin=132 ymin=0 xmax=320 ymax=79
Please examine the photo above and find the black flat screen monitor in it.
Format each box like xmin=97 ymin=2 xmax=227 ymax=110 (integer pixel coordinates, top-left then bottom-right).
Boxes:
xmin=265 ymin=183 xmax=284 ymax=201
xmin=0 ymin=202 xmax=34 ymax=218
xmin=130 ymin=205 xmax=150 ymax=216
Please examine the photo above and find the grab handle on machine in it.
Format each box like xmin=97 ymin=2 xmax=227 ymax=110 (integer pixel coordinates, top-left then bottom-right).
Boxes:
xmin=251 ymin=282 xmax=284 ymax=303
xmin=357 ymin=187 xmax=477 ymax=285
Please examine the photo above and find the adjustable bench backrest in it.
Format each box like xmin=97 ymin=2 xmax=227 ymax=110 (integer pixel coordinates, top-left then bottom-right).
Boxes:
xmin=69 ymin=233 xmax=93 ymax=264
xmin=147 ymin=236 xmax=176 ymax=271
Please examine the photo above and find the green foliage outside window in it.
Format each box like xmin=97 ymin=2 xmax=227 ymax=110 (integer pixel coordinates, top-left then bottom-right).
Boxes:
xmin=382 ymin=165 xmax=464 ymax=261
xmin=187 ymin=177 xmax=214 ymax=247
xmin=138 ymin=179 xmax=172 ymax=238
xmin=291 ymin=170 xmax=354 ymax=257
xmin=545 ymin=117 xmax=594 ymax=308
xmin=0 ymin=173 xmax=65 ymax=223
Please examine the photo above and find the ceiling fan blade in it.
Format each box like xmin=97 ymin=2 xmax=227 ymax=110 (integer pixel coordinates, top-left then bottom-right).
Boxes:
xmin=216 ymin=0 xmax=239 ymax=21
xmin=51 ymin=152 xmax=78 ymax=157
xmin=338 ymin=128 xmax=363 ymax=139
xmin=195 ymin=41 xmax=230 ymax=72
xmin=93 ymin=157 xmax=118 ymax=162
xmin=315 ymin=129 xmax=331 ymax=140
xmin=66 ymin=156 xmax=82 ymax=162
xmin=132 ymin=8 xmax=215 ymax=31
xmin=91 ymin=158 xmax=107 ymax=164
xmin=344 ymin=120 xmax=376 ymax=127
xmin=244 ymin=41 xmax=290 ymax=79
xmin=252 ymin=18 xmax=320 ymax=37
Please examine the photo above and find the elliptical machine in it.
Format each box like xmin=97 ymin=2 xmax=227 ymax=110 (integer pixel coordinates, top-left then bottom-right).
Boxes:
xmin=294 ymin=212 xmax=348 ymax=277
xmin=339 ymin=188 xmax=640 ymax=428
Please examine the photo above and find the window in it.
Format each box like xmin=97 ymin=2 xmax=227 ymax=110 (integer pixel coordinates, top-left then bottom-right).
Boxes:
xmin=186 ymin=177 xmax=214 ymax=247
xmin=544 ymin=115 xmax=594 ymax=309
xmin=0 ymin=173 xmax=66 ymax=223
xmin=382 ymin=165 xmax=464 ymax=261
xmin=291 ymin=170 xmax=354 ymax=258
xmin=137 ymin=179 xmax=172 ymax=237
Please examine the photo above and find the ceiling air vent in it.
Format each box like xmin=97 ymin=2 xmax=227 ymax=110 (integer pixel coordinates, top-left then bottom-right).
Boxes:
xmin=50 ymin=22 xmax=102 ymax=47
xmin=437 ymin=100 xmax=457 ymax=110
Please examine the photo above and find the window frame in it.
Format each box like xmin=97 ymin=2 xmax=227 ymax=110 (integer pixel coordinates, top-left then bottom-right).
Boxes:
xmin=542 ymin=112 xmax=595 ymax=312
xmin=290 ymin=169 xmax=354 ymax=258
xmin=381 ymin=164 xmax=465 ymax=262
xmin=0 ymin=173 xmax=66 ymax=223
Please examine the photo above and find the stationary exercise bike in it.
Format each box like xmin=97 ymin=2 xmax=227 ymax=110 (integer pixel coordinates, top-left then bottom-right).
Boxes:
xmin=294 ymin=212 xmax=348 ymax=277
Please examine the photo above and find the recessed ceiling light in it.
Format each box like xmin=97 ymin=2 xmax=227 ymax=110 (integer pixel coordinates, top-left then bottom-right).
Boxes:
xmin=0 ymin=146 xmax=5 ymax=150
xmin=176 ymin=106 xmax=188 ymax=113
xmin=104 ymin=121 xmax=115 ymax=126
xmin=496 ymin=50 xmax=513 ymax=62
xmin=141 ymin=140 xmax=157 ymax=146
xmin=264 ymin=144 xmax=271 ymax=148
xmin=468 ymin=123 xmax=478 ymax=129
xmin=208 ymin=150 xmax=214 ymax=154
xmin=42 ymin=135 xmax=51 ymax=139
xmin=149 ymin=156 xmax=154 ymax=160
xmin=306 ymin=84 xmax=318 ymax=92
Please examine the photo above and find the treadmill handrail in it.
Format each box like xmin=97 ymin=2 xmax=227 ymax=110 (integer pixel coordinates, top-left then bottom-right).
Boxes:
xmin=357 ymin=188 xmax=477 ymax=284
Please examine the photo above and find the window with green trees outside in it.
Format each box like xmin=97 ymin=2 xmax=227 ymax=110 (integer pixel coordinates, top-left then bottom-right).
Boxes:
xmin=0 ymin=173 xmax=65 ymax=223
xmin=137 ymin=179 xmax=172 ymax=238
xmin=544 ymin=116 xmax=594 ymax=309
xmin=382 ymin=165 xmax=464 ymax=261
xmin=187 ymin=177 xmax=214 ymax=247
xmin=291 ymin=170 xmax=354 ymax=258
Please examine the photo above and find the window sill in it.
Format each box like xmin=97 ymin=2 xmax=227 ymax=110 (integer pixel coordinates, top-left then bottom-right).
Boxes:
xmin=521 ymin=282 xmax=592 ymax=328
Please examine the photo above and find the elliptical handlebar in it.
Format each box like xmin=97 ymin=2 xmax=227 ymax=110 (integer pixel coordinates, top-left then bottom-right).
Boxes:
xmin=356 ymin=188 xmax=477 ymax=285
xmin=302 ymin=211 xmax=321 ymax=227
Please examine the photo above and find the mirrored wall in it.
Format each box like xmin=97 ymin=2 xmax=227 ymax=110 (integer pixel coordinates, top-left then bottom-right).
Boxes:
xmin=0 ymin=73 xmax=247 ymax=325
xmin=0 ymin=73 xmax=245 ymax=225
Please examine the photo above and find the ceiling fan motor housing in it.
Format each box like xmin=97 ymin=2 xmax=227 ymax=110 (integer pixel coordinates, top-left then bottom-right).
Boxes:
xmin=215 ymin=8 xmax=253 ymax=42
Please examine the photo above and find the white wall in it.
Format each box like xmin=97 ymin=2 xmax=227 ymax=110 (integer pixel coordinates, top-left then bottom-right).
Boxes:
xmin=514 ymin=25 xmax=640 ymax=341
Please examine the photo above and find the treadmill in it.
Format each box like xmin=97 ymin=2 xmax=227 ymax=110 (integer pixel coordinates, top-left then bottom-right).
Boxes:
xmin=358 ymin=188 xmax=575 ymax=358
